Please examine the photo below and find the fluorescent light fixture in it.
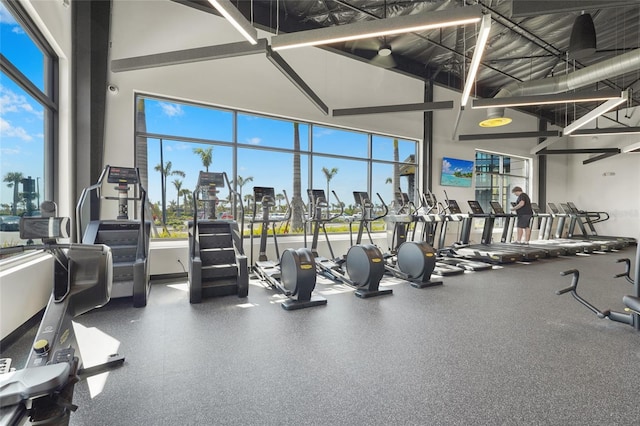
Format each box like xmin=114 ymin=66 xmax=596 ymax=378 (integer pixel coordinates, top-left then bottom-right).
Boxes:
xmin=570 ymin=126 xmax=640 ymax=137
xmin=472 ymin=89 xmax=622 ymax=109
xmin=563 ymin=91 xmax=628 ymax=135
xmin=271 ymin=5 xmax=483 ymax=51
xmin=208 ymin=0 xmax=258 ymax=45
xmin=461 ymin=14 xmax=491 ymax=107
xmin=622 ymin=141 xmax=640 ymax=153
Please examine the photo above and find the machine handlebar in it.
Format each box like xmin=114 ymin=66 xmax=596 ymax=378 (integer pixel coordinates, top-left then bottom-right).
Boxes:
xmin=556 ymin=269 xmax=607 ymax=317
xmin=556 ymin=269 xmax=579 ymax=295
xmin=330 ymin=190 xmax=345 ymax=220
xmin=613 ymin=258 xmax=633 ymax=283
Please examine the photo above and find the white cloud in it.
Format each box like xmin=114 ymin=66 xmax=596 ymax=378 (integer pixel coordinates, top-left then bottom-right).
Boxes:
xmin=159 ymin=102 xmax=184 ymax=117
xmin=442 ymin=159 xmax=452 ymax=174
xmin=1 ymin=147 xmax=20 ymax=156
xmin=0 ymin=117 xmax=32 ymax=141
xmin=314 ymin=128 xmax=334 ymax=138
xmin=246 ymin=137 xmax=261 ymax=145
xmin=0 ymin=4 xmax=18 ymax=26
xmin=0 ymin=86 xmax=43 ymax=118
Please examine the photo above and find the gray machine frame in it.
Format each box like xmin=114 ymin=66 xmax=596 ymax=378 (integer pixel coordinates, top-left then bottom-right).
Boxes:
xmin=0 ymin=213 xmax=124 ymax=426
xmin=76 ymin=165 xmax=151 ymax=307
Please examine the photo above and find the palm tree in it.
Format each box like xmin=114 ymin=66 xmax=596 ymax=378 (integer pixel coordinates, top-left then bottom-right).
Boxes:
xmin=276 ymin=193 xmax=285 ymax=211
xmin=392 ymin=138 xmax=400 ymax=194
xmin=243 ymin=194 xmax=253 ymax=211
xmin=172 ymin=179 xmax=183 ymax=214
xmin=291 ymin=122 xmax=305 ymax=231
xmin=322 ymin=166 xmax=338 ymax=218
xmin=179 ymin=188 xmax=192 ymax=216
xmin=154 ymin=161 xmax=185 ymax=225
xmin=3 ymin=172 xmax=24 ymax=215
xmin=193 ymin=147 xmax=213 ymax=172
xmin=234 ymin=175 xmax=254 ymax=201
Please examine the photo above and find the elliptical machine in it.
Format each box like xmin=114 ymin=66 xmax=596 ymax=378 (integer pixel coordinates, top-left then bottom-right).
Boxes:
xmin=556 ymin=247 xmax=640 ymax=332
xmin=375 ymin=191 xmax=444 ymax=287
xmin=76 ymin=165 xmax=151 ymax=307
xmin=0 ymin=202 xmax=124 ymax=425
xmin=188 ymin=171 xmax=249 ymax=303
xmin=249 ymin=186 xmax=326 ymax=310
xmin=305 ymin=189 xmax=392 ymax=298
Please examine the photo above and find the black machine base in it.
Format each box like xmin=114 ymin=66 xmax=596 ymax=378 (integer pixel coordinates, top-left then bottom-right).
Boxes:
xmin=410 ymin=279 xmax=443 ymax=289
xmin=281 ymin=295 xmax=328 ymax=310
xmin=354 ymin=287 xmax=393 ymax=298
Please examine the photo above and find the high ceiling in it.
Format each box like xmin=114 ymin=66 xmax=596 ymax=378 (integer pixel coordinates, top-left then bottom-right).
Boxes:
xmin=175 ymin=0 xmax=640 ymax=129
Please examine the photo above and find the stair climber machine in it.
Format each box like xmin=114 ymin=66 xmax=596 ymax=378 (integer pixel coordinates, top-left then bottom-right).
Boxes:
xmin=556 ymin=245 xmax=640 ymax=332
xmin=0 ymin=202 xmax=124 ymax=426
xmin=305 ymin=189 xmax=392 ymax=297
xmin=188 ymin=171 xmax=249 ymax=304
xmin=76 ymin=165 xmax=151 ymax=307
xmin=380 ymin=191 xmax=456 ymax=283
xmin=249 ymin=186 xmax=326 ymax=310
xmin=419 ymin=191 xmax=492 ymax=272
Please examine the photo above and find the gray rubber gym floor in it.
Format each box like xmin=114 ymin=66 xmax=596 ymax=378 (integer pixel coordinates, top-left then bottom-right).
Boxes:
xmin=3 ymin=247 xmax=639 ymax=425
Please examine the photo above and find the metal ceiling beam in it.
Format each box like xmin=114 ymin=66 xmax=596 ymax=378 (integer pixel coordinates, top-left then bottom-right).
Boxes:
xmin=458 ymin=131 xmax=561 ymax=141
xmin=111 ymin=39 xmax=268 ymax=72
xmin=332 ymin=101 xmax=453 ymax=116
xmin=511 ymin=1 xmax=639 ymax=18
xmin=583 ymin=151 xmax=622 ymax=164
xmin=537 ymin=148 xmax=621 ymax=155
xmin=571 ymin=126 xmax=640 ymax=136
xmin=265 ymin=47 xmax=329 ymax=115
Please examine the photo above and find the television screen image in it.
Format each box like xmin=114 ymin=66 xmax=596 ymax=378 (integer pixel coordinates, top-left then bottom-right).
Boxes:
xmin=440 ymin=157 xmax=474 ymax=187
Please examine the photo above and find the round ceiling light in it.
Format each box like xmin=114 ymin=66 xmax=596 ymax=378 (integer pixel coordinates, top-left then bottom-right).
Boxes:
xmin=479 ymin=117 xmax=512 ymax=127
xmin=378 ymin=45 xmax=392 ymax=57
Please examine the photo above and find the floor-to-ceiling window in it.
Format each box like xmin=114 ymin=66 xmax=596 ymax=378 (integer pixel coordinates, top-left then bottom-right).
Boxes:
xmin=135 ymin=95 xmax=418 ymax=238
xmin=475 ymin=150 xmax=531 ymax=220
xmin=0 ymin=1 xmax=57 ymax=250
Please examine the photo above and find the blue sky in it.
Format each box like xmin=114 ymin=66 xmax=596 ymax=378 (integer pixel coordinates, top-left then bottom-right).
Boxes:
xmin=142 ymin=97 xmax=417 ymax=211
xmin=0 ymin=4 xmax=46 ymax=209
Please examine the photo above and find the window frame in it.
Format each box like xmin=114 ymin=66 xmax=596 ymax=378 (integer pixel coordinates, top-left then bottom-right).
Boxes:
xmin=0 ymin=0 xmax=58 ymax=252
xmin=134 ymin=93 xmax=419 ymax=239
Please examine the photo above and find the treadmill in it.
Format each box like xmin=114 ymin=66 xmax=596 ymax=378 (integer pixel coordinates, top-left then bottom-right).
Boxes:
xmin=559 ymin=203 xmax=621 ymax=251
xmin=419 ymin=193 xmax=493 ymax=271
xmin=546 ymin=203 xmax=601 ymax=254
xmin=527 ymin=203 xmax=579 ymax=256
xmin=466 ymin=200 xmax=546 ymax=261
xmin=489 ymin=201 xmax=562 ymax=258
xmin=565 ymin=201 xmax=635 ymax=248
xmin=446 ymin=199 xmax=524 ymax=264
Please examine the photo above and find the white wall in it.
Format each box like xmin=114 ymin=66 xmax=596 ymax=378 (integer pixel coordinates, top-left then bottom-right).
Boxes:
xmin=565 ymin=119 xmax=640 ymax=240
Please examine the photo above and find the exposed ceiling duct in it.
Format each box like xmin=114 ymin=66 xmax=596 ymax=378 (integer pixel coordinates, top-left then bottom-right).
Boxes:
xmin=481 ymin=48 xmax=640 ymax=127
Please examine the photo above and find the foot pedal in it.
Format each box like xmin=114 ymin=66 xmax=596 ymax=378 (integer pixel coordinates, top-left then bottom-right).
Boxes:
xmin=52 ymin=348 xmax=75 ymax=365
xmin=0 ymin=358 xmax=12 ymax=374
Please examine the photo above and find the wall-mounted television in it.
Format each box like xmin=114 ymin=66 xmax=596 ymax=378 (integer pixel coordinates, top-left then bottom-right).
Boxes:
xmin=440 ymin=157 xmax=474 ymax=188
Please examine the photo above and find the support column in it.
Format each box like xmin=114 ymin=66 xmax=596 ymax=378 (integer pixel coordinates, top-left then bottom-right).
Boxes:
xmin=423 ymin=80 xmax=434 ymax=192
xmin=73 ymin=0 xmax=111 ymax=238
